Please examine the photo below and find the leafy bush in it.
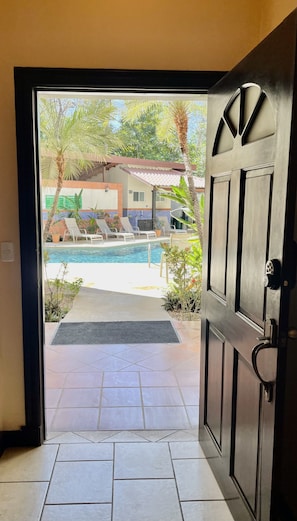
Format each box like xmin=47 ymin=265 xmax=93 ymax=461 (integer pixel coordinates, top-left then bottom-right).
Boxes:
xmin=44 ymin=256 xmax=83 ymax=322
xmin=162 ymin=240 xmax=202 ymax=317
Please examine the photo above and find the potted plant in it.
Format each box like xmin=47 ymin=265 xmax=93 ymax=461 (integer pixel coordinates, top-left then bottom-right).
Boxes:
xmin=154 ymin=218 xmax=163 ymax=237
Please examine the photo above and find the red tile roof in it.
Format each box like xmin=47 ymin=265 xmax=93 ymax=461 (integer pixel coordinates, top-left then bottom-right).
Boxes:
xmin=121 ymin=166 xmax=205 ymax=189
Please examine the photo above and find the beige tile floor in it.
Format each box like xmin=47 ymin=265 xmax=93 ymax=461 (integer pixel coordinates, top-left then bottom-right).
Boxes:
xmin=45 ymin=318 xmax=200 ymax=432
xmin=0 ymin=259 xmax=235 ymax=520
xmin=0 ymin=436 xmax=236 ymax=521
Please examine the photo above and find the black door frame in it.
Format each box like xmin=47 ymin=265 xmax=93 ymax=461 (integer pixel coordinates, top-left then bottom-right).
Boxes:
xmin=13 ymin=68 xmax=225 ymax=446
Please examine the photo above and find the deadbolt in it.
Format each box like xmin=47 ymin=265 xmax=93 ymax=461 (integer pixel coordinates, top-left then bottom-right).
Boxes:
xmin=288 ymin=329 xmax=297 ymax=340
xmin=264 ymin=259 xmax=281 ymax=290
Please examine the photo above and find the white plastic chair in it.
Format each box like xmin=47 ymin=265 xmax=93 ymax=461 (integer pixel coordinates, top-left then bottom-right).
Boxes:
xmin=96 ymin=219 xmax=135 ymax=241
xmin=120 ymin=216 xmax=156 ymax=239
xmin=63 ymin=218 xmax=103 ymax=242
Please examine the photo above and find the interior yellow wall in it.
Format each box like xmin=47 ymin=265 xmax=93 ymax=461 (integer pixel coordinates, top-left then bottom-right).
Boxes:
xmin=260 ymin=0 xmax=297 ymax=38
xmin=0 ymin=0 xmax=294 ymax=431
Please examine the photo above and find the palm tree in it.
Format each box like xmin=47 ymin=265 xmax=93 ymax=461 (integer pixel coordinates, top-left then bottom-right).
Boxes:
xmin=40 ymin=97 xmax=121 ymax=238
xmin=123 ymin=99 xmax=204 ymax=247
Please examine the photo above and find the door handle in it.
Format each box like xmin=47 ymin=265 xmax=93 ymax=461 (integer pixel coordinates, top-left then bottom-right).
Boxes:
xmin=251 ymin=341 xmax=276 ymax=402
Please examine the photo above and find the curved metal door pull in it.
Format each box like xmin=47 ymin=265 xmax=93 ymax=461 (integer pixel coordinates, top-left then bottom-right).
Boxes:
xmin=251 ymin=341 xmax=276 ymax=402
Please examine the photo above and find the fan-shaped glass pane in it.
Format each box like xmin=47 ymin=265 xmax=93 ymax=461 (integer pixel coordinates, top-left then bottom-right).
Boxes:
xmin=241 ymin=85 xmax=261 ymax=131
xmin=243 ymin=95 xmax=275 ymax=144
xmin=213 ymin=85 xmax=275 ymax=155
xmin=225 ymin=92 xmax=240 ymax=137
xmin=213 ymin=118 xmax=234 ymax=155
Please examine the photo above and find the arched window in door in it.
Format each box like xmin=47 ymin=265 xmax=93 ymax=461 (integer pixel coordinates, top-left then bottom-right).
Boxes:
xmin=213 ymin=83 xmax=276 ymax=155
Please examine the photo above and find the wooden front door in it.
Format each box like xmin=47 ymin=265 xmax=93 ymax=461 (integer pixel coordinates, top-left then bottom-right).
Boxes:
xmin=200 ymin=10 xmax=297 ymax=521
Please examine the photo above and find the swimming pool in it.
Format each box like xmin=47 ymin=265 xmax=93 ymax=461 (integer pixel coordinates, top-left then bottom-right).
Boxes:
xmin=45 ymin=242 xmax=164 ymax=263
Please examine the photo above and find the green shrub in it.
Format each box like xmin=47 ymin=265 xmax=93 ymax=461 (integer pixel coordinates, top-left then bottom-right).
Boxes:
xmin=44 ymin=259 xmax=83 ymax=322
xmin=161 ymin=241 xmax=202 ymax=316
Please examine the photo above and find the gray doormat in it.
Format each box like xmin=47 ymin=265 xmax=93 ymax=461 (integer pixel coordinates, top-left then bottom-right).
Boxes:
xmin=52 ymin=321 xmax=179 ymax=345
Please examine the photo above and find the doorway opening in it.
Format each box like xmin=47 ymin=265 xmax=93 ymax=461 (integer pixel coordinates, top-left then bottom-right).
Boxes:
xmin=38 ymin=90 xmax=205 ymax=435
xmin=14 ymin=68 xmax=225 ymax=445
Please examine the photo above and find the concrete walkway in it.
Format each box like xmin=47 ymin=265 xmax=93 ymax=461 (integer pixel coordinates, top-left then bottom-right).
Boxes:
xmin=65 ymin=286 xmax=170 ymax=322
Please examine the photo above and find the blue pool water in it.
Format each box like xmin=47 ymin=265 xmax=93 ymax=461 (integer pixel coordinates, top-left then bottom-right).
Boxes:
xmin=45 ymin=243 xmax=164 ymax=264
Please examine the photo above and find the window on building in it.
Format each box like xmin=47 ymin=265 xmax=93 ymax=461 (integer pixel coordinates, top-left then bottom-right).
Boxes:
xmin=156 ymin=192 xmax=166 ymax=202
xmin=133 ymin=191 xmax=145 ymax=202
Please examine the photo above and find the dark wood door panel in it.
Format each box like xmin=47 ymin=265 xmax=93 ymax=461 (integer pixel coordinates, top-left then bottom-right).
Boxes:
xmin=204 ymin=294 xmax=263 ymax=359
xmin=238 ymin=169 xmax=273 ymax=326
xmin=209 ymin=175 xmax=230 ymax=299
xmin=205 ymin=326 xmax=225 ymax=449
xmin=201 ymin=10 xmax=297 ymax=521
xmin=232 ymin=354 xmax=262 ymax=517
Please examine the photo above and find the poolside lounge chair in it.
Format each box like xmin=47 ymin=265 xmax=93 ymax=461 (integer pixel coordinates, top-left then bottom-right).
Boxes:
xmin=158 ymin=216 xmax=188 ymax=235
xmin=95 ymin=219 xmax=135 ymax=241
xmin=120 ymin=216 xmax=157 ymax=239
xmin=63 ymin=218 xmax=103 ymax=242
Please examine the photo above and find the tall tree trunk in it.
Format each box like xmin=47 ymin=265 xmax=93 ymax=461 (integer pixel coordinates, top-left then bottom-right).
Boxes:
xmin=181 ymin=150 xmax=203 ymax=248
xmin=43 ymin=154 xmax=65 ymax=240
xmin=173 ymin=106 xmax=203 ymax=247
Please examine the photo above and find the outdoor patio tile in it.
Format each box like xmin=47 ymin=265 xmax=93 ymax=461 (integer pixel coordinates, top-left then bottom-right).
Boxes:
xmin=176 ymin=356 xmax=200 ymax=372
xmin=158 ymin=430 xmax=198 ymax=442
xmin=142 ymin=387 xmax=184 ymax=406
xmin=98 ymin=344 xmax=131 ymax=354
xmin=103 ymin=371 xmax=140 ymax=387
xmin=0 ymin=482 xmax=48 ymax=521
xmin=71 ymin=363 xmax=103 ymax=373
xmin=186 ymin=406 xmax=199 ymax=428
xmin=57 ymin=443 xmax=113 ymax=461
xmin=45 ymin=371 xmax=67 ymax=388
xmin=175 ymin=371 xmax=199 ymax=387
xmin=45 ymin=389 xmax=62 ymax=408
xmin=53 ymin=345 xmax=108 ymax=364
xmin=45 ymin=349 xmax=86 ymax=373
xmin=181 ymin=501 xmax=234 ymax=521
xmin=113 ymin=479 xmax=182 ymax=521
xmin=44 ymin=432 xmax=92 ymax=444
xmin=114 ymin=443 xmax=173 ymax=478
xmin=173 ymin=459 xmax=224 ymax=500
xmin=59 ymin=388 xmax=101 ymax=407
xmin=137 ymin=350 xmax=193 ymax=371
xmin=99 ymin=407 xmax=144 ymax=430
xmin=51 ymin=408 xmax=99 ymax=431
xmin=76 ymin=431 xmax=118 ymax=442
xmin=45 ymin=409 xmax=56 ymax=430
xmin=41 ymin=504 xmax=111 ymax=521
xmin=114 ymin=346 xmax=153 ymax=363
xmin=120 ymin=363 xmax=152 ymax=371
xmin=91 ymin=356 xmax=132 ymax=371
xmin=135 ymin=343 xmax=169 ymax=354
xmin=102 ymin=431 xmax=149 ymax=442
xmin=180 ymin=386 xmax=199 ymax=405
xmin=133 ymin=430 xmax=176 ymax=442
xmin=144 ymin=406 xmax=190 ymax=430
xmin=64 ymin=372 xmax=103 ymax=388
xmin=140 ymin=371 xmax=178 ymax=387
xmin=0 ymin=445 xmax=58 ymax=482
xmin=46 ymin=461 xmax=113 ymax=503
xmin=101 ymin=387 xmax=142 ymax=407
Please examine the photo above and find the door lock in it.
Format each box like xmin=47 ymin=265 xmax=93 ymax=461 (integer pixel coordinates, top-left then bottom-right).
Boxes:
xmin=264 ymin=259 xmax=281 ymax=290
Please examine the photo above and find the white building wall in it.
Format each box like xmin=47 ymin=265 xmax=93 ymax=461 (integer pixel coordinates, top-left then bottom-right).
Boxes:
xmin=42 ymin=186 xmax=118 ymax=212
xmin=106 ymin=166 xmax=129 ymax=206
